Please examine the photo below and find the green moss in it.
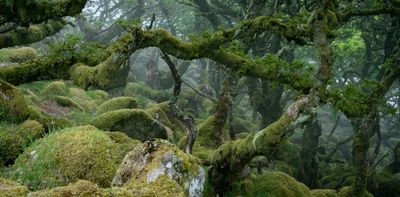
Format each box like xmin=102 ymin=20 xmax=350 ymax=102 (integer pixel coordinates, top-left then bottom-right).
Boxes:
xmin=27 ymin=180 xmax=136 ymax=197
xmin=42 ymin=81 xmax=68 ymax=96
xmin=0 ymin=79 xmax=31 ymax=122
xmin=68 ymin=87 xmax=96 ymax=111
xmin=127 ymin=174 xmax=185 ymax=197
xmin=87 ymin=90 xmax=110 ymax=105
xmin=145 ymin=102 xmax=187 ymax=143
xmin=105 ymin=131 xmax=141 ymax=157
xmin=70 ymin=53 xmax=130 ymax=90
xmin=27 ymin=105 xmax=72 ymax=129
xmin=124 ymin=82 xmax=171 ymax=102
xmin=97 ymin=97 xmax=138 ymax=115
xmin=54 ymin=96 xmax=85 ymax=111
xmin=91 ymin=109 xmax=169 ymax=141
xmin=338 ymin=187 xmax=373 ymax=197
xmin=18 ymin=81 xmax=52 ymax=96
xmin=69 ymin=63 xmax=95 ymax=89
xmin=193 ymin=115 xmax=222 ymax=155
xmin=0 ymin=177 xmax=29 ymax=197
xmin=0 ymin=120 xmax=44 ymax=165
xmin=11 ymin=125 xmax=123 ymax=190
xmin=311 ymin=189 xmax=338 ymax=197
xmin=112 ymin=139 xmax=204 ymax=197
xmin=225 ymin=171 xmax=311 ymax=197
xmin=0 ymin=47 xmax=38 ymax=63
xmin=43 ymin=81 xmax=69 ymax=96
xmin=69 ymin=111 xmax=93 ymax=125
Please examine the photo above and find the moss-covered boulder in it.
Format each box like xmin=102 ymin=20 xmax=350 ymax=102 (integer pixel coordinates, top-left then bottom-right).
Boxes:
xmin=105 ymin=131 xmax=141 ymax=157
xmin=91 ymin=109 xmax=170 ymax=141
xmin=87 ymin=90 xmax=110 ymax=105
xmin=53 ymin=96 xmax=85 ymax=111
xmin=112 ymin=139 xmax=205 ymax=197
xmin=27 ymin=180 xmax=136 ymax=197
xmin=0 ymin=177 xmax=30 ymax=197
xmin=68 ymin=87 xmax=96 ymax=111
xmin=97 ymin=97 xmax=138 ymax=115
xmin=0 ymin=47 xmax=38 ymax=63
xmin=123 ymin=82 xmax=171 ymax=102
xmin=337 ymin=187 xmax=373 ymax=197
xmin=11 ymin=125 xmax=124 ymax=190
xmin=0 ymin=120 xmax=44 ymax=165
xmin=145 ymin=102 xmax=187 ymax=142
xmin=311 ymin=189 xmax=338 ymax=197
xmin=225 ymin=171 xmax=311 ymax=197
xmin=42 ymin=81 xmax=68 ymax=96
xmin=0 ymin=79 xmax=31 ymax=122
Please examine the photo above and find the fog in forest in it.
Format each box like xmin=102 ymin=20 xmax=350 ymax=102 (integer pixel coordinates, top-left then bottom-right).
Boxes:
xmin=1 ymin=0 xmax=400 ymax=196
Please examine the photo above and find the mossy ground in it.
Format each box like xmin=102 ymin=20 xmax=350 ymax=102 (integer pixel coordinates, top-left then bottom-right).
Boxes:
xmin=0 ymin=177 xmax=30 ymax=197
xmin=27 ymin=180 xmax=136 ymax=197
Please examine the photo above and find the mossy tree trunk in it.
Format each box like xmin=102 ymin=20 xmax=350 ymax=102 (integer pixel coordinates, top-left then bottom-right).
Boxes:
xmin=298 ymin=117 xmax=322 ymax=189
xmin=206 ymin=96 xmax=312 ymax=195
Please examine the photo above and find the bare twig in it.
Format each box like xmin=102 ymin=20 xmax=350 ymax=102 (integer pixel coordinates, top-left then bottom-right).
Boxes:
xmin=161 ymin=50 xmax=197 ymax=154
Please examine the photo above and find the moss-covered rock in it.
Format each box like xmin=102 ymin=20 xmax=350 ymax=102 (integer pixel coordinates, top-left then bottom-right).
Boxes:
xmin=68 ymin=87 xmax=96 ymax=111
xmin=0 ymin=79 xmax=31 ymax=122
xmin=42 ymin=81 xmax=68 ymax=96
xmin=0 ymin=177 xmax=30 ymax=197
xmin=311 ymin=189 xmax=338 ymax=197
xmin=123 ymin=82 xmax=171 ymax=102
xmin=27 ymin=180 xmax=136 ymax=197
xmin=0 ymin=47 xmax=38 ymax=63
xmin=97 ymin=97 xmax=138 ymax=115
xmin=145 ymin=102 xmax=187 ymax=142
xmin=87 ymin=90 xmax=110 ymax=105
xmin=105 ymin=131 xmax=141 ymax=157
xmin=11 ymin=125 xmax=124 ymax=190
xmin=0 ymin=120 xmax=44 ymax=165
xmin=91 ymin=109 xmax=170 ymax=141
xmin=53 ymin=96 xmax=85 ymax=111
xmin=338 ymin=187 xmax=373 ymax=197
xmin=112 ymin=139 xmax=205 ymax=197
xmin=225 ymin=171 xmax=311 ymax=197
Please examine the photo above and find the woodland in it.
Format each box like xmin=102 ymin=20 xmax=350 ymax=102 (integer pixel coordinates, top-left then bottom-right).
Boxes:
xmin=0 ymin=0 xmax=400 ymax=196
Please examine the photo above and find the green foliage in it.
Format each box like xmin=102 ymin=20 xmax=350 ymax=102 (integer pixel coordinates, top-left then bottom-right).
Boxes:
xmin=46 ymin=33 xmax=105 ymax=66
xmin=331 ymin=84 xmax=369 ymax=117
xmin=332 ymin=31 xmax=365 ymax=57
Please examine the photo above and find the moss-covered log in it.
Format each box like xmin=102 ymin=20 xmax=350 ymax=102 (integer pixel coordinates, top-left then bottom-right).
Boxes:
xmin=0 ymin=20 xmax=66 ymax=49
xmin=0 ymin=0 xmax=87 ymax=26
